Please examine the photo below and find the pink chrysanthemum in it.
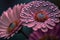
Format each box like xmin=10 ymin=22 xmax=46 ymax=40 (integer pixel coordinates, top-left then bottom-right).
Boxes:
xmin=0 ymin=4 xmax=24 ymax=39
xmin=29 ymin=23 xmax=60 ymax=40
xmin=20 ymin=0 xmax=60 ymax=32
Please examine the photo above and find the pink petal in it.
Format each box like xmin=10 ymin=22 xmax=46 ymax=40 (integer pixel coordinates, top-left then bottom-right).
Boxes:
xmin=20 ymin=14 xmax=31 ymax=18
xmin=13 ymin=5 xmax=19 ymax=20
xmin=0 ymin=28 xmax=6 ymax=32
xmin=0 ymin=25 xmax=7 ymax=29
xmin=1 ymin=12 xmax=10 ymax=25
xmin=23 ymin=22 xmax=35 ymax=28
xmin=48 ymin=20 xmax=55 ymax=26
xmin=0 ymin=34 xmax=6 ymax=37
xmin=16 ymin=4 xmax=22 ymax=19
xmin=7 ymin=8 xmax=15 ymax=22
xmin=46 ymin=24 xmax=53 ymax=29
xmin=33 ymin=27 xmax=38 ymax=31
xmin=20 ymin=18 xmax=28 ymax=23
xmin=45 ymin=18 xmax=56 ymax=26
xmin=51 ymin=18 xmax=60 ymax=23
xmin=30 ymin=34 xmax=37 ymax=40
xmin=0 ymin=32 xmax=6 ymax=35
xmin=33 ymin=23 xmax=42 ymax=31
xmin=3 ymin=11 xmax=11 ymax=22
xmin=0 ymin=19 xmax=8 ymax=26
xmin=27 ymin=18 xmax=34 ymax=22
xmin=41 ymin=23 xmax=47 ymax=28
xmin=33 ymin=32 xmax=41 ymax=39
xmin=0 ymin=32 xmax=7 ymax=37
xmin=41 ymin=28 xmax=48 ymax=32
xmin=23 ymin=11 xmax=32 ymax=17
xmin=36 ymin=23 xmax=42 ymax=29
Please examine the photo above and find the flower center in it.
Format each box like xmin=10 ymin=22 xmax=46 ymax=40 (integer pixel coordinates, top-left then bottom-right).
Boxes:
xmin=39 ymin=35 xmax=58 ymax=40
xmin=7 ymin=21 xmax=19 ymax=34
xmin=34 ymin=11 xmax=48 ymax=22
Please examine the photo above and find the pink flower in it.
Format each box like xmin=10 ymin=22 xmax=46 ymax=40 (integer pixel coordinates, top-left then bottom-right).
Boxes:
xmin=20 ymin=1 xmax=60 ymax=32
xmin=29 ymin=23 xmax=60 ymax=40
xmin=0 ymin=4 xmax=24 ymax=39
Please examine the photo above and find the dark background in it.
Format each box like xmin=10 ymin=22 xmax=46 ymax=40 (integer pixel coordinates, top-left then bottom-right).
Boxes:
xmin=0 ymin=0 xmax=60 ymax=40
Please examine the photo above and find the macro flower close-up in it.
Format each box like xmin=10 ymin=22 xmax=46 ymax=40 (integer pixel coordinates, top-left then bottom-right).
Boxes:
xmin=20 ymin=0 xmax=60 ymax=32
xmin=29 ymin=23 xmax=60 ymax=40
xmin=0 ymin=0 xmax=60 ymax=40
xmin=0 ymin=4 xmax=24 ymax=39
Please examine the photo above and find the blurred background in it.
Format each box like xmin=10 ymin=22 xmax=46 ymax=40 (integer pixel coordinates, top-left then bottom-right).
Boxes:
xmin=0 ymin=0 xmax=60 ymax=40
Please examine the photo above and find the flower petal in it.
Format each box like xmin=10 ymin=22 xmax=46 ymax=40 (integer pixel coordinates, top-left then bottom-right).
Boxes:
xmin=23 ymin=22 xmax=35 ymax=27
xmin=41 ymin=27 xmax=48 ymax=32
